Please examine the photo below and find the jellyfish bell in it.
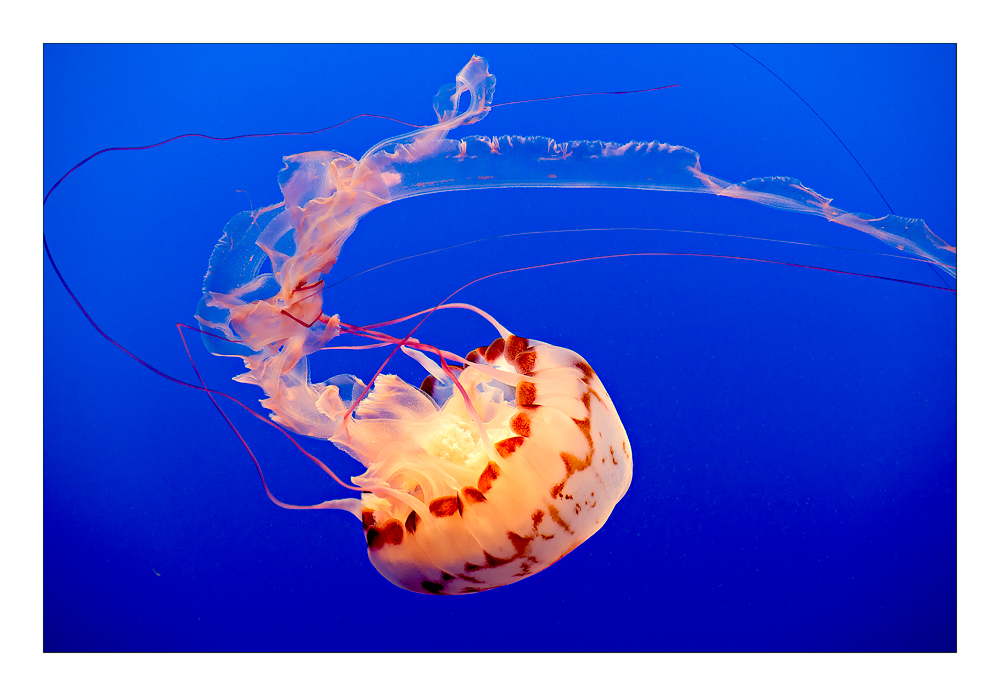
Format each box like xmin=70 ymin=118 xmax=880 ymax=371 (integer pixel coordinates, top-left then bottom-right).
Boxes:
xmin=193 ymin=55 xmax=954 ymax=594
xmin=349 ymin=334 xmax=631 ymax=594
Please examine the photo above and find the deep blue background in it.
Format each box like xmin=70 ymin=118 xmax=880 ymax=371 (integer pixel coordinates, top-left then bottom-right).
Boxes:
xmin=44 ymin=45 xmax=956 ymax=651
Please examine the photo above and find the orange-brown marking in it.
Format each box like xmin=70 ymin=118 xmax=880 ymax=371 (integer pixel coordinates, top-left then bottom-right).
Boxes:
xmin=462 ymin=486 xmax=487 ymax=504
xmin=421 ymin=580 xmax=444 ymax=594
xmin=405 ymin=510 xmax=419 ymax=534
xmin=466 ymin=536 xmax=539 ymax=575
xmin=504 ymin=335 xmax=529 ymax=364
xmin=507 ymin=531 xmax=532 ymax=556
xmin=429 ymin=495 xmax=461 ymax=517
xmin=477 ymin=461 xmax=500 ymax=493
xmin=575 ymin=360 xmax=595 ymax=383
xmin=419 ymin=375 xmax=437 ymax=397
xmin=361 ymin=509 xmax=375 ymax=531
xmin=495 ymin=436 xmax=524 ymax=458
xmin=382 ymin=520 xmax=404 ymax=546
xmin=510 ymin=411 xmax=531 ymax=437
xmin=513 ymin=560 xmax=537 ymax=577
xmin=561 ymin=451 xmax=591 ymax=475
xmin=587 ymin=386 xmax=607 ymax=407
xmin=574 ymin=417 xmax=593 ymax=449
xmin=514 ymin=350 xmax=536 ymax=375
xmin=531 ymin=509 xmax=544 ymax=530
xmin=485 ymin=337 xmax=506 ymax=363
xmin=516 ymin=381 xmax=537 ymax=408
xmin=366 ymin=519 xmax=404 ymax=550
xmin=484 ymin=551 xmax=508 ymax=567
xmin=611 ymin=446 xmax=619 ymax=467
xmin=548 ymin=505 xmax=573 ymax=533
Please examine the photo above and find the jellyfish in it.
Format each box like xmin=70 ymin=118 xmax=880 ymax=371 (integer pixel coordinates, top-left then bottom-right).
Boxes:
xmin=44 ymin=46 xmax=956 ymax=647
xmin=192 ymin=55 xmax=954 ymax=594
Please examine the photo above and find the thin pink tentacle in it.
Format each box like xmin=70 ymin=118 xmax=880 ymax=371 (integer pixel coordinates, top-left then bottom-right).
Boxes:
xmin=174 ymin=322 xmax=363 ymax=494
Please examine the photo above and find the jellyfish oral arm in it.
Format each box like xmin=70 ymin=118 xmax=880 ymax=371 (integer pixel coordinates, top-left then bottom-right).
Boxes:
xmin=368 ymin=135 xmax=954 ymax=277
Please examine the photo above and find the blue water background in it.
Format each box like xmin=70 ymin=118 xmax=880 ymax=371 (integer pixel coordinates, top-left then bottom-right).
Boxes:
xmin=43 ymin=45 xmax=956 ymax=651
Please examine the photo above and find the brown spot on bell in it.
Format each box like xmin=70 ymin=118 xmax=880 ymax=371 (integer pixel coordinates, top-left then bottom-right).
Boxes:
xmin=531 ymin=509 xmax=544 ymax=529
xmin=504 ymin=335 xmax=529 ymax=364
xmin=514 ymin=350 xmax=536 ymax=375
xmin=484 ymin=336 xmax=506 ymax=363
xmin=510 ymin=411 xmax=531 ymax=437
xmin=515 ymin=381 xmax=537 ymax=408
xmin=382 ymin=520 xmax=404 ymax=546
xmin=421 ymin=580 xmax=445 ymax=594
xmin=429 ymin=495 xmax=461 ymax=517
xmin=462 ymin=486 xmax=487 ymax=503
xmin=466 ymin=345 xmax=488 ymax=363
xmin=561 ymin=451 xmax=591 ymax=475
xmin=478 ymin=461 xmax=501 ymax=493
xmin=419 ymin=375 xmax=437 ymax=397
xmin=405 ymin=510 xmax=420 ymax=534
xmin=495 ymin=436 xmax=524 ymax=458
xmin=507 ymin=531 xmax=532 ymax=556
